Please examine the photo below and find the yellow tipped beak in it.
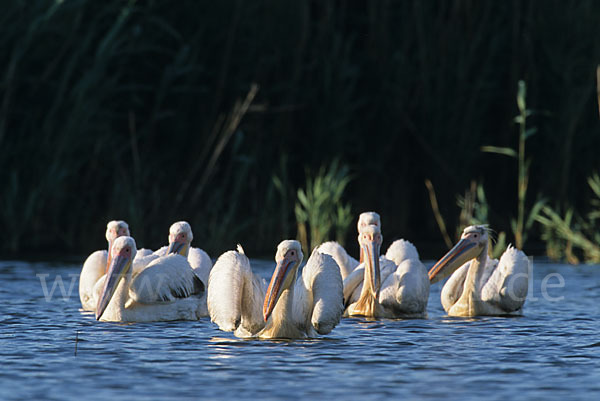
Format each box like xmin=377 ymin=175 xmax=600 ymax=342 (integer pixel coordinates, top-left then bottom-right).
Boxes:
xmin=167 ymin=240 xmax=188 ymax=255
xmin=263 ymin=256 xmax=295 ymax=322
xmin=95 ymin=254 xmax=130 ymax=320
xmin=428 ymin=238 xmax=477 ymax=284
xmin=362 ymin=239 xmax=381 ymax=297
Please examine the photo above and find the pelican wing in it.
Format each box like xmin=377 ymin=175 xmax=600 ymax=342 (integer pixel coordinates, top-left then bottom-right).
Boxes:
xmin=379 ymin=258 xmax=429 ymax=316
xmin=136 ymin=248 xmax=154 ymax=258
xmin=132 ymin=252 xmax=160 ymax=276
xmin=92 ymin=274 xmax=106 ymax=307
xmin=79 ymin=250 xmax=108 ymax=310
xmin=316 ymin=241 xmax=359 ymax=280
xmin=384 ymin=239 xmax=420 ymax=266
xmin=343 ymin=258 xmax=396 ymax=307
xmin=295 ymin=251 xmax=343 ymax=335
xmin=342 ymin=265 xmax=365 ymax=305
xmin=188 ymin=247 xmax=213 ymax=287
xmin=439 ymin=256 xmax=499 ymax=313
xmin=153 ymin=246 xmax=168 ymax=257
xmin=129 ymin=254 xmax=204 ymax=304
xmin=207 ymin=247 xmax=266 ymax=335
xmin=440 ymin=262 xmax=469 ymax=312
xmin=481 ymin=246 xmax=529 ymax=313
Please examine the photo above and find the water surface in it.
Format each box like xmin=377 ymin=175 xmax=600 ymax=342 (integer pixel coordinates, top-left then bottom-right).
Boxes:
xmin=0 ymin=260 xmax=598 ymax=400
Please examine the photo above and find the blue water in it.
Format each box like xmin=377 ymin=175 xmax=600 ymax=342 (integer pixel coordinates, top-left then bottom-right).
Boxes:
xmin=0 ymin=259 xmax=598 ymax=400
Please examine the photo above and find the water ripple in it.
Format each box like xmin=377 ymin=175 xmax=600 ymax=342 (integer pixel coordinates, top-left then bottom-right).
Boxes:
xmin=0 ymin=261 xmax=599 ymax=401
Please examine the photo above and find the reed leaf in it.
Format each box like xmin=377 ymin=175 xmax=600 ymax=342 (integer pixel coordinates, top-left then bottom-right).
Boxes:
xmin=480 ymin=146 xmax=518 ymax=158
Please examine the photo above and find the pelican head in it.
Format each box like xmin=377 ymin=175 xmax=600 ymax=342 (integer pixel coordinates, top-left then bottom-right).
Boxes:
xmin=263 ymin=240 xmax=303 ymax=322
xmin=428 ymin=225 xmax=488 ymax=284
xmin=358 ymin=224 xmax=382 ymax=298
xmin=105 ymin=220 xmax=130 ymax=272
xmin=167 ymin=221 xmax=193 ymax=257
xmin=357 ymin=212 xmax=381 ymax=263
xmin=105 ymin=220 xmax=130 ymax=243
xmin=357 ymin=211 xmax=381 ymax=232
xmin=96 ymin=236 xmax=137 ymax=320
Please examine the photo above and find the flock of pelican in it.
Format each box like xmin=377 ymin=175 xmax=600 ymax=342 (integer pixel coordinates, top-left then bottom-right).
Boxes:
xmin=80 ymin=213 xmax=529 ymax=339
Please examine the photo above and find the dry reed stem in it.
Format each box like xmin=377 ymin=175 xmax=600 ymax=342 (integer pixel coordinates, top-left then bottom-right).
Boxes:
xmin=596 ymin=65 xmax=600 ymax=119
xmin=425 ymin=179 xmax=453 ymax=249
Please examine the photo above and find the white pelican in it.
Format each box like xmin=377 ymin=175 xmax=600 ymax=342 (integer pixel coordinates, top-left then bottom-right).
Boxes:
xmin=317 ymin=211 xmax=381 ymax=279
xmin=207 ymin=240 xmax=344 ymax=339
xmin=95 ymin=236 xmax=205 ymax=322
xmin=152 ymin=221 xmax=213 ymax=286
xmin=93 ymin=221 xmax=213 ymax=316
xmin=428 ymin=225 xmax=529 ymax=317
xmin=79 ymin=220 xmax=130 ymax=311
xmin=343 ymin=224 xmax=429 ymax=318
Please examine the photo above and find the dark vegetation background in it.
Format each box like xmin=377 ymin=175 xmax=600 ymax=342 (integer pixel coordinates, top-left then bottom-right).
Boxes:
xmin=1 ymin=0 xmax=599 ymax=259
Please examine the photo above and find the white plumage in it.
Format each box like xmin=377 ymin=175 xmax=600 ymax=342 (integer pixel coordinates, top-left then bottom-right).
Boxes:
xmin=94 ymin=236 xmax=205 ymax=322
xmin=343 ymin=256 xmax=396 ymax=308
xmin=344 ymin=231 xmax=429 ymax=318
xmin=315 ymin=241 xmax=359 ymax=280
xmin=317 ymin=211 xmax=430 ymax=319
xmin=129 ymin=254 xmax=203 ymax=304
xmin=207 ymin=245 xmax=267 ymax=336
xmin=380 ymin=239 xmax=430 ymax=316
xmin=91 ymin=249 xmax=162 ymax=308
xmin=207 ymin=241 xmax=344 ymax=339
xmin=132 ymin=251 xmax=161 ymax=274
xmin=79 ymin=220 xmax=130 ymax=311
xmin=80 ymin=250 xmax=109 ymax=311
xmin=429 ymin=225 xmax=529 ymax=317
xmin=164 ymin=221 xmax=212 ymax=316
xmin=125 ymin=221 xmax=213 ymax=316
xmin=187 ymin=247 xmax=213 ymax=288
xmin=154 ymin=221 xmax=213 ymax=292
xmin=293 ymin=249 xmax=345 ymax=336
xmin=316 ymin=211 xmax=381 ymax=280
xmin=378 ymin=257 xmax=430 ymax=317
xmin=385 ymin=239 xmax=421 ymax=266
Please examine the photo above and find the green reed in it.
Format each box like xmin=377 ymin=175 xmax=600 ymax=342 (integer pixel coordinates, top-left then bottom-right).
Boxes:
xmin=536 ymin=173 xmax=600 ymax=263
xmin=2 ymin=1 xmax=600 ymax=258
xmin=481 ymin=81 xmax=545 ymax=250
xmin=294 ymin=160 xmax=353 ymax=254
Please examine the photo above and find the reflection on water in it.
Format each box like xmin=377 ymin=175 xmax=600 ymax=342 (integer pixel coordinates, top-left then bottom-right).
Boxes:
xmin=0 ymin=260 xmax=599 ymax=400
